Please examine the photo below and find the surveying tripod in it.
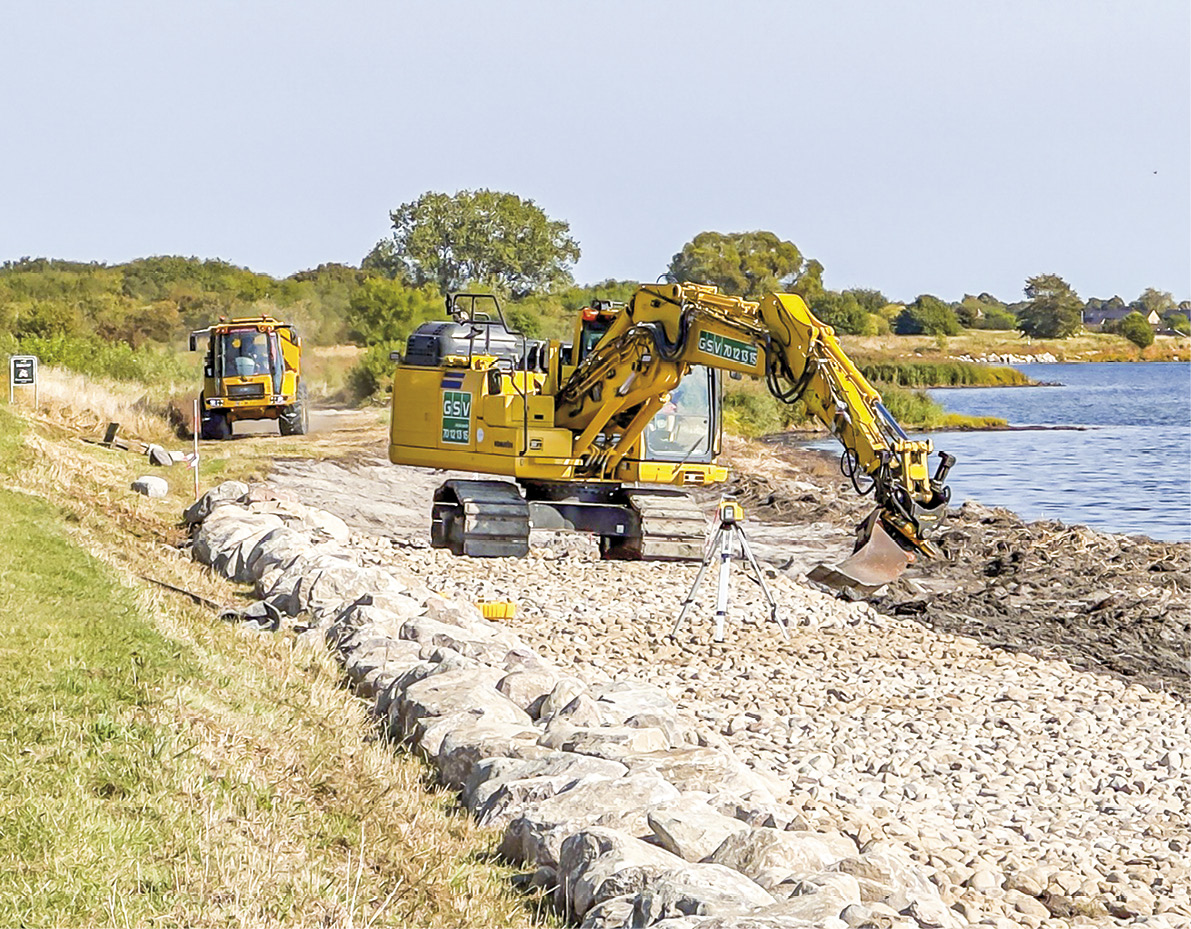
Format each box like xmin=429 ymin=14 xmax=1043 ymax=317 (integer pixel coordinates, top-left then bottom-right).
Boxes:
xmin=671 ymin=499 xmax=788 ymax=643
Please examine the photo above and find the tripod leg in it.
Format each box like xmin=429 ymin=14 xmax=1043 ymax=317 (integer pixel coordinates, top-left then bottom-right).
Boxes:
xmin=738 ymin=528 xmax=789 ymax=639
xmin=713 ymin=525 xmax=734 ymax=643
xmin=671 ymin=528 xmax=719 ymax=639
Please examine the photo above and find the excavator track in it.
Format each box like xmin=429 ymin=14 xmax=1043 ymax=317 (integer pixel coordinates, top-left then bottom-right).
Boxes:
xmin=606 ymin=489 xmax=707 ymax=561
xmin=431 ymin=480 xmax=530 ymax=558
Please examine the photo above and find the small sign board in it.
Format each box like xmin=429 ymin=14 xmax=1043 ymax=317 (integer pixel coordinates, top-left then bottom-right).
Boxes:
xmin=10 ymin=355 xmax=37 ymax=386
xmin=8 ymin=355 xmax=38 ymax=405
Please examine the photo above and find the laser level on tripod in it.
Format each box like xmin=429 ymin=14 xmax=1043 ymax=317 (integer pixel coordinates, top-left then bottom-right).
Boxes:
xmin=671 ymin=498 xmax=788 ymax=643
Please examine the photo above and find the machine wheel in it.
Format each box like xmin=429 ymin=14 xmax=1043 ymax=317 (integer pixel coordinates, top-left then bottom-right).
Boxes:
xmin=200 ymin=405 xmax=232 ymax=440
xmin=279 ymin=383 xmax=309 ymax=436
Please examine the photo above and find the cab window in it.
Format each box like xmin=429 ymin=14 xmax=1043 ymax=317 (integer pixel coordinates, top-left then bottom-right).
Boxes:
xmin=643 ymin=366 xmax=716 ymax=463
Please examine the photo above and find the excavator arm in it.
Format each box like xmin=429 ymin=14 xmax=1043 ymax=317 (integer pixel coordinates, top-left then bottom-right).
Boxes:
xmin=556 ymin=283 xmax=955 ymax=579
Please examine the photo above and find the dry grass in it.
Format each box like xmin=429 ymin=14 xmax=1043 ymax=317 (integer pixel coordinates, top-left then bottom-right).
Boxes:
xmin=32 ymin=366 xmax=188 ymax=444
xmin=841 ymin=328 xmax=1191 ymax=362
xmin=302 ymin=344 xmax=365 ymax=401
xmin=0 ymin=395 xmax=556 ymax=927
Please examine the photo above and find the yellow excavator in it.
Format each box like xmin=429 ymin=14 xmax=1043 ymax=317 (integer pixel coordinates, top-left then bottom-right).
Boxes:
xmin=388 ymin=283 xmax=954 ymax=589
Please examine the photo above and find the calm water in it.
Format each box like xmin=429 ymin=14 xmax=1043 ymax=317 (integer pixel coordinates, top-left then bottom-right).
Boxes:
xmin=924 ymin=362 xmax=1191 ymax=541
xmin=805 ymin=362 xmax=1191 ymax=540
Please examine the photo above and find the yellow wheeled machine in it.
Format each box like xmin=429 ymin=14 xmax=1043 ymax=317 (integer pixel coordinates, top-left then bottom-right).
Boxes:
xmin=189 ymin=316 xmax=308 ymax=439
xmin=388 ymin=286 xmax=955 ymax=589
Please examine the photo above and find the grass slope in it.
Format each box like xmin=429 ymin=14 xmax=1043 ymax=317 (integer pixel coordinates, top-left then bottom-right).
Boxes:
xmin=0 ymin=404 xmax=554 ymax=927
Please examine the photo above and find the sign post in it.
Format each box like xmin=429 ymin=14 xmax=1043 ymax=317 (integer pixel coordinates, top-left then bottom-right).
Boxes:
xmin=9 ymin=355 xmax=38 ymax=406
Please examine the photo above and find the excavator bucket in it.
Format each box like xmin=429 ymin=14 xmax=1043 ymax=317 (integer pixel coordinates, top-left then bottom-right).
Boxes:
xmin=807 ymin=511 xmax=914 ymax=593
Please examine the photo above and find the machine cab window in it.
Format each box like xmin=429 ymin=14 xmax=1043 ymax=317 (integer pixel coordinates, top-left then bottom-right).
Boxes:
xmin=644 ymin=366 xmax=717 ymax=463
xmin=221 ymin=330 xmax=274 ymax=378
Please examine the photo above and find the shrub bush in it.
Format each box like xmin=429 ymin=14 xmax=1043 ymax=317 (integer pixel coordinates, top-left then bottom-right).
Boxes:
xmin=9 ymin=334 xmax=192 ymax=382
xmin=346 ymin=341 xmax=404 ymax=401
xmin=894 ymin=295 xmax=961 ymax=336
xmin=1117 ymin=312 xmax=1155 ymax=349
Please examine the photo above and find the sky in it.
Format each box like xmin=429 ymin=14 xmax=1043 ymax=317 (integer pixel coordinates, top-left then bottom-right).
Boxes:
xmin=1 ymin=0 xmax=1188 ymax=304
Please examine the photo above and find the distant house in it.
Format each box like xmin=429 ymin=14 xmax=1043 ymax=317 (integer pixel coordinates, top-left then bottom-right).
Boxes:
xmin=1082 ymin=305 xmax=1160 ymax=330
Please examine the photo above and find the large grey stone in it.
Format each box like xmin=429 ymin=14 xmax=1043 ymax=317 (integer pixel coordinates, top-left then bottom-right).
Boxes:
xmin=393 ymin=666 xmax=526 ymax=744
xmin=433 ymin=720 xmax=549 ymax=790
xmin=398 ymin=615 xmax=530 ymax=667
xmin=464 ymin=752 xmax=628 ymax=817
xmin=539 ymin=677 xmax=587 ymax=719
xmin=766 ymin=872 xmax=861 ymax=923
xmin=423 ymin=593 xmax=490 ymax=629
xmin=496 ymin=668 xmax=560 ymax=718
xmin=499 ymin=773 xmax=681 ymax=868
xmin=651 ymin=916 xmax=843 ymax=928
xmin=620 ymin=746 xmax=781 ymax=804
xmin=558 ymin=827 xmax=775 ymax=920
xmin=183 ymin=480 xmax=249 ymax=523
xmin=704 ymin=827 xmax=856 ymax=880
xmin=648 ymin=795 xmax=750 ymax=863
xmin=256 ymin=547 xmax=357 ymax=613
xmin=193 ymin=510 xmax=285 ymax=579
xmin=541 ymin=692 xmax=608 ymax=728
xmin=381 ymin=650 xmax=489 ymax=734
xmin=589 ymin=680 xmax=676 ymax=722
xmin=835 ymin=842 xmax=951 ymax=919
xmin=145 ymin=443 xmax=174 ymax=467
xmin=253 ymin=499 xmax=351 ymax=541
xmin=343 ymin=638 xmax=423 ymax=687
xmin=475 ymin=764 xmax=632 ymax=829
xmin=303 ymin=563 xmax=407 ymax=621
xmin=329 ymin=606 xmax=408 ymax=651
xmin=243 ymin=526 xmax=313 ymax=581
xmin=547 ymin=725 xmax=672 ymax=760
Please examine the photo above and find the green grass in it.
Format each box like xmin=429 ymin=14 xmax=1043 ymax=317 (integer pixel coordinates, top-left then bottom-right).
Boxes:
xmin=0 ymin=403 xmax=555 ymax=926
xmin=0 ymin=409 xmax=197 ymax=923
xmin=722 ymin=376 xmax=1005 ymax=438
xmin=879 ymin=385 xmax=1007 ymax=430
xmin=855 ymin=359 xmax=1033 ymax=388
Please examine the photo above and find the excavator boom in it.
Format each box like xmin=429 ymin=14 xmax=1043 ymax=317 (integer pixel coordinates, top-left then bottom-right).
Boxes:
xmin=555 ymin=283 xmax=954 ymax=581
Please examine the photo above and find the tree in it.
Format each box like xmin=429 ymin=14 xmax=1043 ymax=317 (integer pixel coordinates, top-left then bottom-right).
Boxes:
xmin=977 ymin=307 xmax=1018 ymax=330
xmin=790 ymin=258 xmax=824 ymax=304
xmin=894 ymin=295 xmax=961 ymax=336
xmin=666 ymin=231 xmax=817 ymax=302
xmin=13 ymin=299 xmax=79 ymax=338
xmin=1164 ymin=311 xmax=1190 ymax=335
xmin=346 ymin=277 xmax=442 ymax=346
xmin=1017 ymin=274 xmax=1082 ymax=339
xmin=810 ymin=291 xmax=871 ymax=335
xmin=1135 ymin=287 xmax=1175 ymax=318
xmin=844 ymin=288 xmax=888 ymax=315
xmin=1117 ymin=312 xmax=1155 ymax=348
xmin=364 ymin=190 xmax=580 ymax=297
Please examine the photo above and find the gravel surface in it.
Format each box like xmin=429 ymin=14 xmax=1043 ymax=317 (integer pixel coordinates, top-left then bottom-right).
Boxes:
xmin=268 ymin=437 xmax=1190 ymax=925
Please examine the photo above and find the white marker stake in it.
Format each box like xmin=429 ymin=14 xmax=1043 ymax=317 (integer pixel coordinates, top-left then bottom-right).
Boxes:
xmin=192 ymin=398 xmax=200 ymax=500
